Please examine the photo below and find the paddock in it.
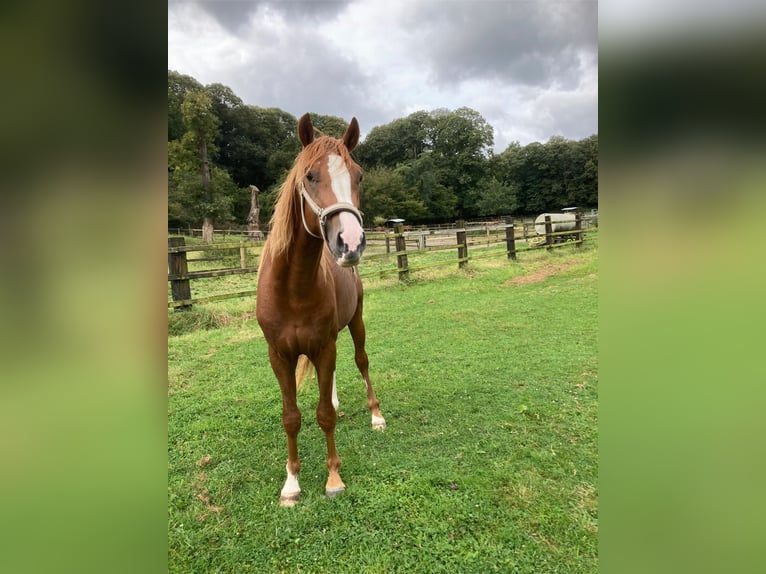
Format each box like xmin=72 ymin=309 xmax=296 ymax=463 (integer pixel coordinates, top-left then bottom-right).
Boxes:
xmin=168 ymin=247 xmax=598 ymax=572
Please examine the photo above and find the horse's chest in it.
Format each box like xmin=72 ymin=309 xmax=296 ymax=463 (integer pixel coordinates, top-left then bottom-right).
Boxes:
xmin=259 ymin=300 xmax=336 ymax=351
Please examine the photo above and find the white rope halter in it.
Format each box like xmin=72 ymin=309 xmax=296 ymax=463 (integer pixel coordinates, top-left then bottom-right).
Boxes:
xmin=299 ymin=183 xmax=364 ymax=242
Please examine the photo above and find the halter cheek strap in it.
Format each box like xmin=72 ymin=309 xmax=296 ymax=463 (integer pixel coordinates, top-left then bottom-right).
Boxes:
xmin=300 ymin=184 xmax=364 ymax=242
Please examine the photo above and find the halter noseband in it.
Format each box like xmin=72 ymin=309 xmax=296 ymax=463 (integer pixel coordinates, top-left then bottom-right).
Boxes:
xmin=299 ymin=183 xmax=364 ymax=242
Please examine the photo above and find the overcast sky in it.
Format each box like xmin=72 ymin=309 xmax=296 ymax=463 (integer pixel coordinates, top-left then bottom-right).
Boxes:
xmin=168 ymin=0 xmax=598 ymax=152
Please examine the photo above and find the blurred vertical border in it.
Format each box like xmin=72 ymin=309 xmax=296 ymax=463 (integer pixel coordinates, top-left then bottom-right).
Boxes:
xmin=600 ymin=2 xmax=766 ymax=573
xmin=0 ymin=1 xmax=167 ymax=573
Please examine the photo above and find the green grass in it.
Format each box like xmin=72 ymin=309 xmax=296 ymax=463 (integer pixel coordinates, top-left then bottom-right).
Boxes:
xmin=168 ymin=246 xmax=598 ymax=573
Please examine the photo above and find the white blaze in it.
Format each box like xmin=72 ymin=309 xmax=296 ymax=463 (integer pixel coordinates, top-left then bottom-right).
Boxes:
xmin=327 ymin=154 xmax=352 ymax=203
xmin=327 ymin=153 xmax=364 ymax=255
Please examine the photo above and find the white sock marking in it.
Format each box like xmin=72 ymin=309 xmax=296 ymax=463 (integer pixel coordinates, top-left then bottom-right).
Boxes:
xmin=281 ymin=464 xmax=301 ymax=497
xmin=332 ymin=371 xmax=339 ymax=411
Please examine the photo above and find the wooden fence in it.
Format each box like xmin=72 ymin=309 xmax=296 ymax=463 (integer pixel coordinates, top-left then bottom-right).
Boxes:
xmin=167 ymin=214 xmax=597 ymax=243
xmin=167 ymin=238 xmax=261 ymax=309
xmin=168 ymin=214 xmax=597 ymax=310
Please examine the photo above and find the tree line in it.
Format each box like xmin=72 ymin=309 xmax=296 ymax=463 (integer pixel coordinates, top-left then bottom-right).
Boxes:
xmin=168 ymin=70 xmax=597 ymax=239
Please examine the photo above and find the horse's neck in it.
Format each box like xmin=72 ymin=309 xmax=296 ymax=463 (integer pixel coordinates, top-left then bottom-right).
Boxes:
xmin=278 ymin=224 xmax=326 ymax=296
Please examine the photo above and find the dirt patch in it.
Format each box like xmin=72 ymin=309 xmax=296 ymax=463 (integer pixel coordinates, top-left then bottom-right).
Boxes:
xmin=507 ymin=262 xmax=578 ymax=286
xmin=168 ymin=368 xmax=190 ymax=397
xmin=193 ymin=456 xmax=223 ymax=521
xmin=196 ymin=455 xmax=213 ymax=468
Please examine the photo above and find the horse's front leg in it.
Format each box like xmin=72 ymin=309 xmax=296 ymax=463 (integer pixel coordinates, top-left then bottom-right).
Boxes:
xmin=314 ymin=341 xmax=345 ymax=498
xmin=268 ymin=346 xmax=302 ymax=507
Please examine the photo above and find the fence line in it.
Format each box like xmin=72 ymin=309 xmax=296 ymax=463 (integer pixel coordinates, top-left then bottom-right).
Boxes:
xmin=168 ymin=214 xmax=597 ymax=243
xmin=168 ymin=215 xmax=598 ymax=309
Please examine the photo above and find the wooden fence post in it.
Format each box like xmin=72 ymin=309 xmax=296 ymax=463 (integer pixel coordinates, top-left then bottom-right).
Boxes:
xmin=545 ymin=215 xmax=554 ymax=252
xmin=395 ymin=223 xmax=409 ymax=280
xmin=168 ymin=237 xmax=192 ymax=311
xmin=239 ymin=242 xmax=246 ymax=269
xmin=456 ymin=227 xmax=468 ymax=269
xmin=504 ymin=216 xmax=516 ymax=260
xmin=575 ymin=212 xmax=583 ymax=250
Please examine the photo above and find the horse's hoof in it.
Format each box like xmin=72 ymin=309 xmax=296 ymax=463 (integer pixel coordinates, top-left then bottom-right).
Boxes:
xmin=372 ymin=417 xmax=387 ymax=431
xmin=279 ymin=493 xmax=300 ymax=507
xmin=325 ymin=486 xmax=345 ymax=498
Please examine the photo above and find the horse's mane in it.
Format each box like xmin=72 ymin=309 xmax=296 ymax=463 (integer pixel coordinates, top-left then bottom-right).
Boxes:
xmin=264 ymin=136 xmax=354 ymax=261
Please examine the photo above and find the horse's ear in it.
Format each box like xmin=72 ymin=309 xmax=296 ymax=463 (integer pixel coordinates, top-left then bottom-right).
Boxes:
xmin=342 ymin=117 xmax=360 ymax=151
xmin=298 ymin=113 xmax=314 ymax=148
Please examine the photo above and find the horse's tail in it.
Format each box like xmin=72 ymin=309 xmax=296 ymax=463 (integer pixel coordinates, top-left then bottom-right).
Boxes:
xmin=296 ymin=355 xmax=315 ymax=392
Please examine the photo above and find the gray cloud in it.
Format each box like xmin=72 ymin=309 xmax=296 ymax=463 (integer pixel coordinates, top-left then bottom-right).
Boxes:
xmin=405 ymin=1 xmax=597 ymax=89
xmin=185 ymin=0 xmax=353 ymax=33
xmin=235 ymin=38 xmax=379 ymax=125
xmin=168 ymin=0 xmax=598 ymax=149
xmin=167 ymin=0 xmax=259 ymax=34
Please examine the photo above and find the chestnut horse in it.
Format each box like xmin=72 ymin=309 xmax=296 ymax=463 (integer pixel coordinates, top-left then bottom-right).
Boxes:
xmin=256 ymin=113 xmax=386 ymax=506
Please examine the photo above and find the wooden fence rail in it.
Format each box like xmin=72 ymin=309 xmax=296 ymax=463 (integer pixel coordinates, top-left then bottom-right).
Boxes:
xmin=168 ymin=217 xmax=597 ymax=309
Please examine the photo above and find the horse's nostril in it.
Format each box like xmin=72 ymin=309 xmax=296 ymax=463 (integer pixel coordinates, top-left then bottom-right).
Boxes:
xmin=335 ymin=235 xmax=347 ymax=254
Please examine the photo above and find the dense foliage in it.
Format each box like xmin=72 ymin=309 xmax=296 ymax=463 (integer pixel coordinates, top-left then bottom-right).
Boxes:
xmin=168 ymin=70 xmax=597 ymax=230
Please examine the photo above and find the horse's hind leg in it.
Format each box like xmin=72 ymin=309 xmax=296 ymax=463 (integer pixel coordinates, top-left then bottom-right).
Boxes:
xmin=268 ymin=346 xmax=302 ymax=506
xmin=314 ymin=341 xmax=346 ymax=498
xmin=348 ymin=309 xmax=386 ymax=430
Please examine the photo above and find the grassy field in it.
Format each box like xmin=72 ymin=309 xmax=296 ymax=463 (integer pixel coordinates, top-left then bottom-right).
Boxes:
xmin=168 ymin=245 xmax=598 ymax=573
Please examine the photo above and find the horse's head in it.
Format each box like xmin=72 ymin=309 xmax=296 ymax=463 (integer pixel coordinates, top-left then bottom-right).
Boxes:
xmin=297 ymin=113 xmax=366 ymax=267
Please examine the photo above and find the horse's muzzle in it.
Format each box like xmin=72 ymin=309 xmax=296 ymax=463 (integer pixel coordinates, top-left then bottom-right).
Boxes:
xmin=333 ymin=231 xmax=366 ymax=267
xmin=328 ymin=211 xmax=366 ymax=267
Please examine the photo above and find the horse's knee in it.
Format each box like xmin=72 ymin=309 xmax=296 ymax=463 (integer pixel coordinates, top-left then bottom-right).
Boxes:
xmin=282 ymin=409 xmax=301 ymax=435
xmin=316 ymin=404 xmax=336 ymax=433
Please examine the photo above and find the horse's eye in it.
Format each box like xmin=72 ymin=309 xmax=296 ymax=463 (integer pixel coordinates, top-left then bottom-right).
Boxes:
xmin=306 ymin=172 xmax=314 ymax=182
xmin=358 ymin=173 xmax=364 ymax=183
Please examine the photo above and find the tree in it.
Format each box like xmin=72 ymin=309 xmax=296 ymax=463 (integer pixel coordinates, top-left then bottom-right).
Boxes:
xmin=217 ymin=105 xmax=300 ymax=222
xmin=206 ymin=82 xmax=244 ymax=190
xmin=169 ymin=90 xmax=247 ymax=240
xmin=168 ymin=140 xmax=241 ymax=230
xmin=180 ymin=91 xmax=220 ymax=241
xmin=168 ymin=70 xmax=203 ymax=141
xmin=488 ymin=135 xmax=598 ymax=214
xmin=167 ymin=70 xmax=598 ymax=227
xmin=429 ymin=107 xmax=494 ymax=217
xmin=575 ymin=135 xmax=598 ymax=207
xmin=355 ymin=111 xmax=434 ymax=169
xmin=472 ymin=177 xmax=519 ymax=216
xmin=355 ymin=107 xmax=493 ymax=220
xmin=358 ymin=167 xmax=427 ymax=223
xmin=307 ymin=114 xmax=349 ymax=139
